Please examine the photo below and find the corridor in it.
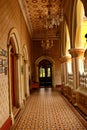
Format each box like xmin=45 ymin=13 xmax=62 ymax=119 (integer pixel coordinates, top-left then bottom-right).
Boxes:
xmin=10 ymin=88 xmax=87 ymax=130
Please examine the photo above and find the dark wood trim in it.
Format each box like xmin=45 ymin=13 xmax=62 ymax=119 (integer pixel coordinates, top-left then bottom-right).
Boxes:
xmin=0 ymin=117 xmax=12 ymax=130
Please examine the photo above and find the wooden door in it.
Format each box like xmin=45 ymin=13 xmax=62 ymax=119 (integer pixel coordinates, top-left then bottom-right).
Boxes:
xmin=39 ymin=60 xmax=52 ymax=87
xmin=10 ymin=48 xmax=15 ymax=107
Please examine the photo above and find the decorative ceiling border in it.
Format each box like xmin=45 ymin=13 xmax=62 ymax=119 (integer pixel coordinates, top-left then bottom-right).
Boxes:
xmin=18 ymin=0 xmax=33 ymax=37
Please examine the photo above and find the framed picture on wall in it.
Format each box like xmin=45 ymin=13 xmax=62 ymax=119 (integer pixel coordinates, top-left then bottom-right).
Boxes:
xmin=2 ymin=49 xmax=7 ymax=57
xmin=0 ymin=48 xmax=7 ymax=57
xmin=3 ymin=59 xmax=7 ymax=67
xmin=0 ymin=48 xmax=3 ymax=56
xmin=0 ymin=66 xmax=4 ymax=73
xmin=2 ymin=50 xmax=7 ymax=57
xmin=0 ymin=58 xmax=3 ymax=65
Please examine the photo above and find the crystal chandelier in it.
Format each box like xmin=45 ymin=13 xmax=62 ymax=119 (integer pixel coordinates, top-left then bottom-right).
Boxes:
xmin=38 ymin=0 xmax=63 ymax=29
xmin=39 ymin=0 xmax=63 ymax=50
xmin=41 ymin=39 xmax=53 ymax=50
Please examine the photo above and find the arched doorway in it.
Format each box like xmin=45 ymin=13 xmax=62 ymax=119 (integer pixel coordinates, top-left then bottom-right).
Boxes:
xmin=8 ymin=28 xmax=22 ymax=124
xmin=39 ymin=60 xmax=52 ymax=87
xmin=35 ymin=56 xmax=55 ymax=87
xmin=9 ymin=37 xmax=21 ymax=113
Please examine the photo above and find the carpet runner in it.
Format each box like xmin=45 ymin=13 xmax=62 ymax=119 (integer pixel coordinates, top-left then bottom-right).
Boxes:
xmin=10 ymin=88 xmax=87 ymax=130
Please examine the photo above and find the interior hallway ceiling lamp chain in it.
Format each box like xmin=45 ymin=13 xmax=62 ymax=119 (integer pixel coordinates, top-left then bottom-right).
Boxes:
xmin=38 ymin=0 xmax=63 ymax=29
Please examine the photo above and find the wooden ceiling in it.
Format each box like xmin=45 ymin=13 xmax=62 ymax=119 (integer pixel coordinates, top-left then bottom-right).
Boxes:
xmin=24 ymin=0 xmax=61 ymax=32
xmin=19 ymin=0 xmax=63 ymax=40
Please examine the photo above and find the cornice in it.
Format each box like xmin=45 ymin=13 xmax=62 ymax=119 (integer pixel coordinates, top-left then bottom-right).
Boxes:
xmin=18 ymin=0 xmax=33 ymax=37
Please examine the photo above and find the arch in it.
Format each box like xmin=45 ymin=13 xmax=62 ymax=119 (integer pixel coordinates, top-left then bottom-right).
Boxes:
xmin=7 ymin=27 xmax=21 ymax=54
xmin=71 ymin=0 xmax=77 ymax=48
xmin=35 ymin=56 xmax=55 ymax=87
xmin=81 ymin=8 xmax=87 ymax=50
xmin=75 ymin=0 xmax=87 ymax=49
xmin=81 ymin=0 xmax=87 ymax=17
xmin=7 ymin=28 xmax=22 ymax=124
xmin=35 ymin=56 xmax=55 ymax=65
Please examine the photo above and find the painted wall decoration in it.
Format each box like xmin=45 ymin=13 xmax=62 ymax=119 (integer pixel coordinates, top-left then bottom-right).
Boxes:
xmin=0 ymin=58 xmax=3 ymax=65
xmin=0 ymin=48 xmax=8 ymax=74
xmin=0 ymin=48 xmax=7 ymax=57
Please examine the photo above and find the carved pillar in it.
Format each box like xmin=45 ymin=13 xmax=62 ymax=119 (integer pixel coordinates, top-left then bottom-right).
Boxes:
xmin=69 ymin=49 xmax=84 ymax=105
xmin=59 ymin=56 xmax=71 ymax=85
xmin=24 ymin=60 xmax=30 ymax=97
xmin=14 ymin=53 xmax=23 ymax=107
xmin=69 ymin=49 xmax=84 ymax=89
xmin=59 ymin=56 xmax=71 ymax=96
xmin=19 ymin=54 xmax=25 ymax=105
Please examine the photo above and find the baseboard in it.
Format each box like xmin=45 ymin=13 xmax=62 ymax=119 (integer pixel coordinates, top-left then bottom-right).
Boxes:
xmin=0 ymin=117 xmax=12 ymax=130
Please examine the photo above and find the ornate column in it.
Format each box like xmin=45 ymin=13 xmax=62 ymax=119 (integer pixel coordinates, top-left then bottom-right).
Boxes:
xmin=14 ymin=53 xmax=23 ymax=108
xmin=24 ymin=60 xmax=30 ymax=97
xmin=59 ymin=56 xmax=71 ymax=96
xmin=59 ymin=56 xmax=71 ymax=85
xmin=69 ymin=49 xmax=84 ymax=105
xmin=69 ymin=49 xmax=84 ymax=89
xmin=19 ymin=54 xmax=26 ymax=106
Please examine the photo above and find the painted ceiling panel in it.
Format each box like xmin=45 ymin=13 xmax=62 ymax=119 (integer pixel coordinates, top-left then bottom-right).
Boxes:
xmin=22 ymin=0 xmax=61 ymax=38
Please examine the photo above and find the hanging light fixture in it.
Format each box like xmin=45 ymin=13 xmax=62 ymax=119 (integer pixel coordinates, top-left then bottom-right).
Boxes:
xmin=38 ymin=0 xmax=63 ymax=29
xmin=41 ymin=28 xmax=54 ymax=50
xmin=39 ymin=0 xmax=63 ymax=50
xmin=41 ymin=39 xmax=53 ymax=50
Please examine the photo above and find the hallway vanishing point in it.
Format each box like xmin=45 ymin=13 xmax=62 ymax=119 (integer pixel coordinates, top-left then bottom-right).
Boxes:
xmin=10 ymin=88 xmax=87 ymax=130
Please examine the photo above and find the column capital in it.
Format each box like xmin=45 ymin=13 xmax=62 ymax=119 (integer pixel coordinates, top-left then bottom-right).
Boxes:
xmin=15 ymin=53 xmax=22 ymax=59
xmin=69 ymin=48 xmax=84 ymax=58
xmin=59 ymin=56 xmax=71 ymax=63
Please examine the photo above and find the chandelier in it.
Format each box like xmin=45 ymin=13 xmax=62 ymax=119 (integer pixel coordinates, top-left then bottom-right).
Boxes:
xmin=38 ymin=0 xmax=63 ymax=29
xmin=39 ymin=0 xmax=63 ymax=50
xmin=41 ymin=39 xmax=53 ymax=50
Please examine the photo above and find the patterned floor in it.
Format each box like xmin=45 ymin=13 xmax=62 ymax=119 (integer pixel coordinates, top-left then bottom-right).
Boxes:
xmin=10 ymin=88 xmax=87 ymax=130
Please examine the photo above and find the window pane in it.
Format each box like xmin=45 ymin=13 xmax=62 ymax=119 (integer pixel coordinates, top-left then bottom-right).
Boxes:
xmin=40 ymin=67 xmax=45 ymax=77
xmin=42 ymin=68 xmax=45 ymax=77
xmin=47 ymin=67 xmax=51 ymax=77
xmin=40 ymin=67 xmax=43 ymax=77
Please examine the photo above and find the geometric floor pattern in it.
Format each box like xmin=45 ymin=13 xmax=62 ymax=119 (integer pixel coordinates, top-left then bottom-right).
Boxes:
xmin=10 ymin=88 xmax=87 ymax=130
